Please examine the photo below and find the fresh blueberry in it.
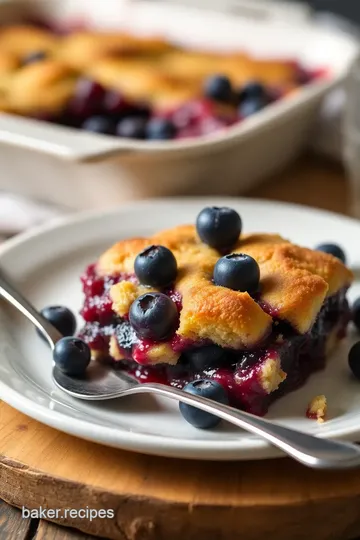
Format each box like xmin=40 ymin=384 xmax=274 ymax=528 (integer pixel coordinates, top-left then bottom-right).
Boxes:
xmin=185 ymin=345 xmax=226 ymax=370
xmin=129 ymin=292 xmax=179 ymax=341
xmin=214 ymin=253 xmax=260 ymax=293
xmin=315 ymin=243 xmax=346 ymax=264
xmin=134 ymin=245 xmax=177 ymax=287
xmin=22 ymin=50 xmax=47 ymax=65
xmin=348 ymin=341 xmax=360 ymax=379
xmin=40 ymin=305 xmax=77 ymax=337
xmin=116 ymin=117 xmax=147 ymax=139
xmin=82 ymin=115 xmax=116 ymax=135
xmin=239 ymin=97 xmax=266 ymax=118
xmin=146 ymin=118 xmax=176 ymax=140
xmin=353 ymin=298 xmax=360 ymax=332
xmin=196 ymin=206 xmax=242 ymax=249
xmin=238 ymin=81 xmax=267 ymax=102
xmin=53 ymin=337 xmax=91 ymax=377
xmin=204 ymin=75 xmax=233 ymax=103
xmin=179 ymin=379 xmax=229 ymax=429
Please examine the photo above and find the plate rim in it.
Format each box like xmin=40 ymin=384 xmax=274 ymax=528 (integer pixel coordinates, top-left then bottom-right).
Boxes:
xmin=0 ymin=196 xmax=358 ymax=260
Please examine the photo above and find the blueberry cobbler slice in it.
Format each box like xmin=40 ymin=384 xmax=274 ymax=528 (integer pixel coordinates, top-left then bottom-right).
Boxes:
xmin=78 ymin=207 xmax=353 ymax=416
xmin=0 ymin=24 xmax=326 ymax=140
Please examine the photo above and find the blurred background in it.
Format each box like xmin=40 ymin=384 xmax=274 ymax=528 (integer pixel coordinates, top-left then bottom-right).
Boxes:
xmin=1 ymin=0 xmax=360 ymax=238
xmin=299 ymin=1 xmax=360 ymax=24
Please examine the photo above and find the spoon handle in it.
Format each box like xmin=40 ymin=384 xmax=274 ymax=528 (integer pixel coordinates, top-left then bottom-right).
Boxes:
xmin=133 ymin=383 xmax=360 ymax=469
xmin=0 ymin=269 xmax=63 ymax=349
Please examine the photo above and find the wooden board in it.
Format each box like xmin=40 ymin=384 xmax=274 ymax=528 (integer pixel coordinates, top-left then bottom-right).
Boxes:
xmin=0 ymin=155 xmax=357 ymax=540
xmin=2 ymin=402 xmax=360 ymax=540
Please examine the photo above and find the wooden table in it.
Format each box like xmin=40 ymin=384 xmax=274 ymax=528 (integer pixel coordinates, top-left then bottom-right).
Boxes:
xmin=249 ymin=153 xmax=349 ymax=215
xmin=0 ymin=153 xmax=357 ymax=540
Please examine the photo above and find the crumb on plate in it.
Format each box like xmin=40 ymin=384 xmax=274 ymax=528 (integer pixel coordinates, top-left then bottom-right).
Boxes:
xmin=306 ymin=395 xmax=327 ymax=423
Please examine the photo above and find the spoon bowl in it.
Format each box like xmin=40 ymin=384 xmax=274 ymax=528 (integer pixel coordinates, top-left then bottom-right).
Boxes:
xmin=52 ymin=362 xmax=139 ymax=399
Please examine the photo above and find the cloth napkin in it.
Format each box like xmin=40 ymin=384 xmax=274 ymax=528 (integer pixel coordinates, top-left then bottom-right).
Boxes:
xmin=0 ymin=193 xmax=64 ymax=241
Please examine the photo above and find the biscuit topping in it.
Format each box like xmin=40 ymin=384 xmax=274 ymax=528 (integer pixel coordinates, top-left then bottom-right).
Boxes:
xmin=78 ymin=212 xmax=351 ymax=417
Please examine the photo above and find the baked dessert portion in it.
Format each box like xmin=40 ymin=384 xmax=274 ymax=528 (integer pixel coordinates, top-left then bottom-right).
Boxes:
xmin=78 ymin=208 xmax=352 ymax=416
xmin=0 ymin=23 xmax=325 ymax=140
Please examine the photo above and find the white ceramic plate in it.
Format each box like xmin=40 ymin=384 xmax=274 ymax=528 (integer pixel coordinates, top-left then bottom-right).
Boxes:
xmin=1 ymin=198 xmax=360 ymax=461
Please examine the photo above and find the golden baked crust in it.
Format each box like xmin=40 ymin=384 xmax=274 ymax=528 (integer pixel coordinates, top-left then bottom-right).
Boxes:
xmin=58 ymin=31 xmax=172 ymax=70
xmin=88 ymin=57 xmax=198 ymax=107
xmin=159 ymin=51 xmax=298 ymax=87
xmin=5 ymin=60 xmax=77 ymax=114
xmin=0 ymin=50 xmax=20 ymax=76
xmin=0 ymin=51 xmax=19 ymax=112
xmin=0 ymin=25 xmax=58 ymax=57
xmin=98 ymin=225 xmax=353 ymax=354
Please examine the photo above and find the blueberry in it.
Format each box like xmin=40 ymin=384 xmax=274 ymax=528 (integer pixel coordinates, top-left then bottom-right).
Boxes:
xmin=185 ymin=345 xmax=226 ymax=370
xmin=196 ymin=206 xmax=242 ymax=249
xmin=135 ymin=245 xmax=177 ymax=287
xmin=239 ymin=97 xmax=266 ymax=118
xmin=348 ymin=341 xmax=360 ymax=379
xmin=238 ymin=81 xmax=267 ymax=102
xmin=315 ymin=243 xmax=346 ymax=264
xmin=204 ymin=75 xmax=233 ymax=103
xmin=146 ymin=118 xmax=176 ymax=140
xmin=22 ymin=50 xmax=47 ymax=65
xmin=179 ymin=379 xmax=229 ymax=429
xmin=214 ymin=253 xmax=260 ymax=293
xmin=129 ymin=292 xmax=179 ymax=341
xmin=116 ymin=117 xmax=147 ymax=139
xmin=82 ymin=115 xmax=116 ymax=135
xmin=53 ymin=337 xmax=91 ymax=377
xmin=353 ymin=298 xmax=360 ymax=332
xmin=40 ymin=305 xmax=77 ymax=337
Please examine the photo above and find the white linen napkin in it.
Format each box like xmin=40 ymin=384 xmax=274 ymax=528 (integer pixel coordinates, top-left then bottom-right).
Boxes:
xmin=0 ymin=193 xmax=64 ymax=239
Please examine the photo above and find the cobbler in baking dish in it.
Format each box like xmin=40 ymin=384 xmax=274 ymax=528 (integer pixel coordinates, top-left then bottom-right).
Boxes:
xmin=0 ymin=23 xmax=326 ymax=140
xmin=77 ymin=207 xmax=353 ymax=416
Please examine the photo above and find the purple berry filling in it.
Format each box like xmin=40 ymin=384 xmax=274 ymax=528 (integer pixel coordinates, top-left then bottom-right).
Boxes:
xmin=78 ymin=264 xmax=350 ymax=416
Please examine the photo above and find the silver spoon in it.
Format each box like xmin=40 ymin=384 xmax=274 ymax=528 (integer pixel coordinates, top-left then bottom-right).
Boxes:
xmin=1 ymin=270 xmax=360 ymax=469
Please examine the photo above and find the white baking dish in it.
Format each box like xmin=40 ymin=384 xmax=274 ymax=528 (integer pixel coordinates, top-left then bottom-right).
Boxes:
xmin=0 ymin=0 xmax=358 ymax=210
